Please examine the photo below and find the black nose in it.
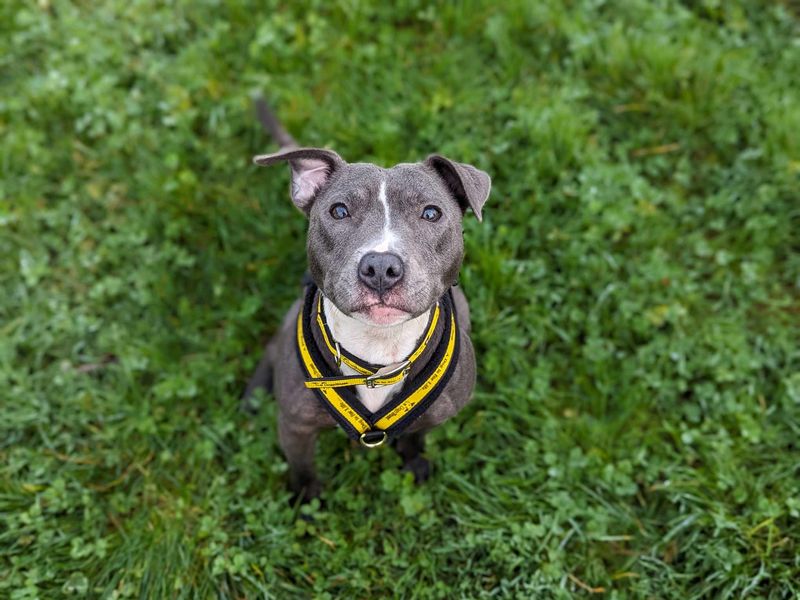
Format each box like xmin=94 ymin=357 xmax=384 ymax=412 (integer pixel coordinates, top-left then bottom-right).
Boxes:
xmin=358 ymin=252 xmax=404 ymax=294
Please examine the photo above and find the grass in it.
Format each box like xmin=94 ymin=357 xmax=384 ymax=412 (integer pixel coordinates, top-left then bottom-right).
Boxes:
xmin=1 ymin=0 xmax=799 ymax=597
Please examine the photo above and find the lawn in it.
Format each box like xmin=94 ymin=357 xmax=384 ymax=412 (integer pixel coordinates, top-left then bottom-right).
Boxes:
xmin=2 ymin=1 xmax=799 ymax=597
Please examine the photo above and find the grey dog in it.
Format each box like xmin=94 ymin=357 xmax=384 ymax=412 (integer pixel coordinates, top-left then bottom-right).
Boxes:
xmin=243 ymin=97 xmax=491 ymax=502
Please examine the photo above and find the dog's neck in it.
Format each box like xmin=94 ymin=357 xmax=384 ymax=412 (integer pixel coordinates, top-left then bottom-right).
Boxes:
xmin=322 ymin=297 xmax=432 ymax=413
xmin=322 ymin=297 xmax=432 ymax=365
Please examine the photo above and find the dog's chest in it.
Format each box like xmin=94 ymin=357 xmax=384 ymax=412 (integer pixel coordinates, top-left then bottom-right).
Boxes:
xmin=337 ymin=364 xmax=404 ymax=413
xmin=323 ymin=298 xmax=429 ymax=413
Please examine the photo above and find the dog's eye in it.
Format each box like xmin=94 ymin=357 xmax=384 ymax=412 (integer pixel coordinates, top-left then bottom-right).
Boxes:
xmin=329 ymin=203 xmax=350 ymax=219
xmin=421 ymin=205 xmax=442 ymax=222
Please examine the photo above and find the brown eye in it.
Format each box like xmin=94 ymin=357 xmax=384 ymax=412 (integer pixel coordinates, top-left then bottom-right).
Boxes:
xmin=330 ymin=203 xmax=350 ymax=219
xmin=421 ymin=205 xmax=441 ymax=222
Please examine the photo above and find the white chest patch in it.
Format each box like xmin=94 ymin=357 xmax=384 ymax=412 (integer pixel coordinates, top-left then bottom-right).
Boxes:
xmin=323 ymin=297 xmax=431 ymax=413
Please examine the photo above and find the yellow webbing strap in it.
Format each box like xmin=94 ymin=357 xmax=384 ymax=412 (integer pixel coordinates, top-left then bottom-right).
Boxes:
xmin=296 ymin=310 xmax=369 ymax=434
xmin=304 ymin=368 xmax=408 ymax=389
xmin=375 ymin=312 xmax=456 ymax=430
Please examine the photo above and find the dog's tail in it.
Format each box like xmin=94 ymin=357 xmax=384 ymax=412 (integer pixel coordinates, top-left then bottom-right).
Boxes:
xmin=254 ymin=94 xmax=297 ymax=149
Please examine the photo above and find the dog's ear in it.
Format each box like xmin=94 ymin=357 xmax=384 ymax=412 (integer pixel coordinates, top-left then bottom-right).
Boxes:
xmin=425 ymin=154 xmax=491 ymax=221
xmin=253 ymin=148 xmax=346 ymax=213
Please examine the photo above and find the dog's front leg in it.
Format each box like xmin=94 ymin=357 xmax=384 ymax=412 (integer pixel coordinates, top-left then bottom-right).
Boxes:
xmin=278 ymin=411 xmax=322 ymax=503
xmin=392 ymin=430 xmax=430 ymax=483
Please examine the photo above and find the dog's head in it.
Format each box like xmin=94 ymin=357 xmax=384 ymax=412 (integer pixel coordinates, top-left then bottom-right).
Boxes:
xmin=254 ymin=148 xmax=490 ymax=326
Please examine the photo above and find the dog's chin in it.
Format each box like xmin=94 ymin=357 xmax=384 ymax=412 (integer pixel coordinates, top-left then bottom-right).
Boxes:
xmin=353 ymin=304 xmax=412 ymax=327
xmin=332 ymin=284 xmax=434 ymax=327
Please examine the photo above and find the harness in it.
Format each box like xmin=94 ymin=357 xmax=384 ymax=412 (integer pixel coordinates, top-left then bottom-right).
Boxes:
xmin=296 ymin=283 xmax=460 ymax=448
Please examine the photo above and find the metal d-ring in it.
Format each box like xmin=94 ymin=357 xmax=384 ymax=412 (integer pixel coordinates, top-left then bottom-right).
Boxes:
xmin=359 ymin=430 xmax=388 ymax=448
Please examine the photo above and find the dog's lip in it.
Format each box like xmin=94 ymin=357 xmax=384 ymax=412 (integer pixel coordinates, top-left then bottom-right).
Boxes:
xmin=354 ymin=303 xmax=410 ymax=325
xmin=353 ymin=302 xmax=410 ymax=314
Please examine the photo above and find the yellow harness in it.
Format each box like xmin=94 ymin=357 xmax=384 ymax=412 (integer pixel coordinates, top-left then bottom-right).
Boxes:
xmin=296 ymin=284 xmax=459 ymax=447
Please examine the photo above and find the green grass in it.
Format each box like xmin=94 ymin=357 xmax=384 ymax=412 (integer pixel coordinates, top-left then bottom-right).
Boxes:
xmin=2 ymin=0 xmax=799 ymax=597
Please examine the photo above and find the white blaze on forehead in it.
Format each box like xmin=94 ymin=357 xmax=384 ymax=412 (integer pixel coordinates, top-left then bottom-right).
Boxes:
xmin=370 ymin=180 xmax=397 ymax=253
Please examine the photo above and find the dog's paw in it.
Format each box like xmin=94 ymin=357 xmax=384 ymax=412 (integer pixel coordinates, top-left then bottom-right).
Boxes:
xmin=403 ymin=455 xmax=431 ymax=484
xmin=289 ymin=477 xmax=323 ymax=506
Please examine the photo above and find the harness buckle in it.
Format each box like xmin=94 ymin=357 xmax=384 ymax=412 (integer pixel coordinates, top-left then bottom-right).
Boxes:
xmin=364 ymin=360 xmax=411 ymax=388
xmin=359 ymin=430 xmax=388 ymax=448
xmin=334 ymin=341 xmax=342 ymax=367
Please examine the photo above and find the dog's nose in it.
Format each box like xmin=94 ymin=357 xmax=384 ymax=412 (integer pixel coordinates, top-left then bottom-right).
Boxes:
xmin=358 ymin=252 xmax=404 ymax=294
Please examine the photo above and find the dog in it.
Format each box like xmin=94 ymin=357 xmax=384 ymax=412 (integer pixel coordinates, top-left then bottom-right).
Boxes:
xmin=242 ymin=97 xmax=491 ymax=502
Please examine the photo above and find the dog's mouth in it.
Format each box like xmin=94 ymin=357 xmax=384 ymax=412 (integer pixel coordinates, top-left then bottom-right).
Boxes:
xmin=352 ymin=301 xmax=411 ymax=326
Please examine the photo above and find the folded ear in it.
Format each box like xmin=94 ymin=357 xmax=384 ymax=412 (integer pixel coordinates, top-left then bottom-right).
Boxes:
xmin=425 ymin=154 xmax=491 ymax=221
xmin=253 ymin=148 xmax=346 ymax=213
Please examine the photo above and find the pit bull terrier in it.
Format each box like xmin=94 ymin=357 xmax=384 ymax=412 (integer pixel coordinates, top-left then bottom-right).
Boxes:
xmin=242 ymin=97 xmax=491 ymax=502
